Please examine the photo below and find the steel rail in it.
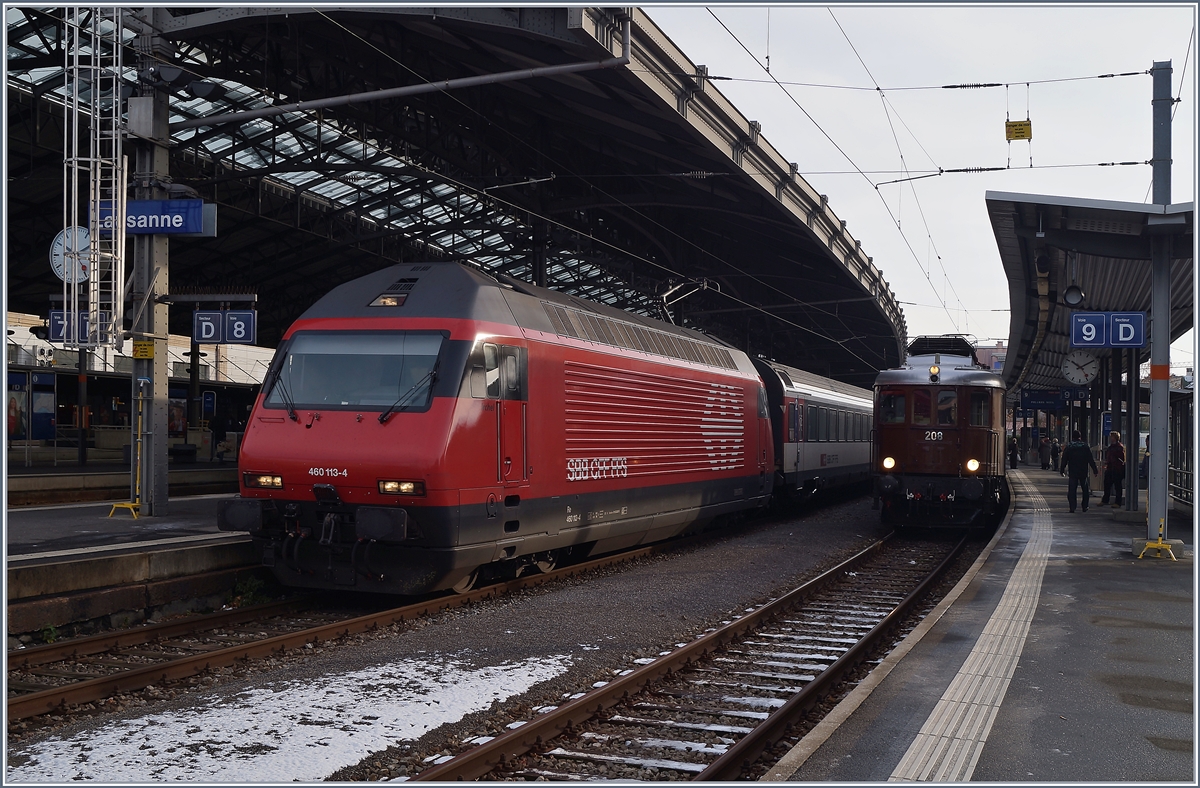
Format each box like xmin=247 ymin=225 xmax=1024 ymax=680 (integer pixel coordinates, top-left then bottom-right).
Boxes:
xmin=412 ymin=537 xmax=890 ymax=782
xmin=694 ymin=533 xmax=969 ymax=780
xmin=7 ymin=535 xmax=700 ymax=720
xmin=8 ymin=597 xmax=316 ymax=669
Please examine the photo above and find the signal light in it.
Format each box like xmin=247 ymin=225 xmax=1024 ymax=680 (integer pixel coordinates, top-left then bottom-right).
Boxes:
xmin=379 ymin=480 xmax=425 ymax=496
xmin=29 ymin=325 xmax=49 ymax=340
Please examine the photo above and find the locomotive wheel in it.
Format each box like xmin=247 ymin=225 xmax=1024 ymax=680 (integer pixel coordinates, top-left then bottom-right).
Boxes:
xmin=450 ymin=570 xmax=478 ymax=594
xmin=534 ymin=558 xmax=557 ymax=574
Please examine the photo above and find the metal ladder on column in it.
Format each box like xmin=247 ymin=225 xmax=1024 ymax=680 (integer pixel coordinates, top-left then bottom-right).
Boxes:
xmin=63 ymin=6 xmax=126 ymax=351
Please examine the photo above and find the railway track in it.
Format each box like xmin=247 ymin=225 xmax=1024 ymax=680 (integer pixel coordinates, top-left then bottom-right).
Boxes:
xmin=411 ymin=534 xmax=969 ymax=781
xmin=6 ymin=526 xmax=756 ymax=722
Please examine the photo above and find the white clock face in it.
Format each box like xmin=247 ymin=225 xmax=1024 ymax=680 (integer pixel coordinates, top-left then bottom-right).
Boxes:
xmin=50 ymin=226 xmax=90 ymax=283
xmin=1062 ymin=350 xmax=1098 ymax=385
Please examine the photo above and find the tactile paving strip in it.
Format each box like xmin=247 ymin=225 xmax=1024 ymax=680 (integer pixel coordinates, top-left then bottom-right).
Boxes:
xmin=889 ymin=471 xmax=1051 ymax=782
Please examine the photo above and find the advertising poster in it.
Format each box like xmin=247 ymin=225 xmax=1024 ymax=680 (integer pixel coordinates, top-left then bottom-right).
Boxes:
xmin=7 ymin=372 xmax=28 ymax=441
xmin=168 ymin=398 xmax=187 ymax=437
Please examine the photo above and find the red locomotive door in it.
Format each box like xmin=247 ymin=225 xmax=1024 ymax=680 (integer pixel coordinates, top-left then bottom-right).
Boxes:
xmin=498 ymin=345 xmax=528 ymax=486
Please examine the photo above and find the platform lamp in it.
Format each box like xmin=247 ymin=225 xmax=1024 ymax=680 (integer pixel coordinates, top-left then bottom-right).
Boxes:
xmin=1062 ymin=250 xmax=1086 ymax=307
xmin=109 ymin=377 xmax=148 ymax=519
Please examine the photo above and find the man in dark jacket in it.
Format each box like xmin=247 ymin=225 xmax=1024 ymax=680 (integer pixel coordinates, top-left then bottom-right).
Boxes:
xmin=1100 ymin=431 xmax=1126 ymax=506
xmin=1058 ymin=430 xmax=1099 ymax=512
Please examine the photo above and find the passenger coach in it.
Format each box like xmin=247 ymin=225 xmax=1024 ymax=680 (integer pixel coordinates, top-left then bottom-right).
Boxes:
xmin=873 ymin=336 xmax=1008 ymax=528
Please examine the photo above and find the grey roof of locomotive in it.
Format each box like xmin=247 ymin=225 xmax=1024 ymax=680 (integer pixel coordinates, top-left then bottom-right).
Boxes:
xmin=875 ymin=351 xmax=1007 ymax=389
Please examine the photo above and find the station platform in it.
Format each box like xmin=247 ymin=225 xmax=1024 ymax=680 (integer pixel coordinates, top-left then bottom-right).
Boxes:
xmin=5 ymin=461 xmax=237 ymax=506
xmin=767 ymin=467 xmax=1195 ymax=783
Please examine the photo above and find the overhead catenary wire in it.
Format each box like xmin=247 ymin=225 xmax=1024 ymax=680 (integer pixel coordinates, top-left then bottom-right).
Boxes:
xmin=307 ymin=10 xmax=884 ymax=367
xmin=624 ymin=66 xmax=1150 ymax=92
xmin=708 ymin=8 xmax=962 ymax=333
xmin=828 ymin=9 xmax=968 ymax=332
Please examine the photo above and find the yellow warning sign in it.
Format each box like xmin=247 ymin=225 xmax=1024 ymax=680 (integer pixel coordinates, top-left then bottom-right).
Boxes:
xmin=1006 ymin=120 xmax=1033 ymax=141
xmin=132 ymin=340 xmax=154 ymax=359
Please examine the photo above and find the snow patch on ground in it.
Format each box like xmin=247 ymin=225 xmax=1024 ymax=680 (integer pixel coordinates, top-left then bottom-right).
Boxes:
xmin=7 ymin=654 xmax=572 ymax=783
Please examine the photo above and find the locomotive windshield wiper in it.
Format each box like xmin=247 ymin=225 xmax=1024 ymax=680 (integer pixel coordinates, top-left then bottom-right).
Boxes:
xmin=378 ymin=365 xmax=438 ymax=424
xmin=277 ymin=376 xmax=298 ymax=422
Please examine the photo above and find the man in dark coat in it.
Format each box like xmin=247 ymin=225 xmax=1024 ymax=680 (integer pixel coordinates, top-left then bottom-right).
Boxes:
xmin=1058 ymin=430 xmax=1099 ymax=512
xmin=1100 ymin=431 xmax=1126 ymax=506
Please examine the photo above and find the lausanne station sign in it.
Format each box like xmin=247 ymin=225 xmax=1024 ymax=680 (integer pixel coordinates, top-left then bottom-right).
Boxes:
xmin=98 ymin=199 xmax=206 ymax=234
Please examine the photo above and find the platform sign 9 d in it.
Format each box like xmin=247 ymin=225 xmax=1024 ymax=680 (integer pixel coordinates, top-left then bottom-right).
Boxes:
xmin=1070 ymin=311 xmax=1146 ymax=348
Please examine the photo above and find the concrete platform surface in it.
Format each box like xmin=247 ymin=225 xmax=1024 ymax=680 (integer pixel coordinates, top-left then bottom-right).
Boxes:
xmin=6 ymin=494 xmax=234 ymax=560
xmin=771 ymin=467 xmax=1194 ymax=783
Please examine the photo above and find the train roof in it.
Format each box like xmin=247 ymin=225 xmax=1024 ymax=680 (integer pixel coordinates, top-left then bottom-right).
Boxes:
xmin=872 ymin=335 xmax=1005 ymax=389
xmin=294 ymin=262 xmax=755 ymax=375
xmin=906 ymin=335 xmax=978 ymax=361
xmin=753 ymin=358 xmax=873 ymax=406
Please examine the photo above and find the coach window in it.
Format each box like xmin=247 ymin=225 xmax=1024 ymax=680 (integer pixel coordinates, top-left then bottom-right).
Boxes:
xmin=912 ymin=390 xmax=932 ymax=425
xmin=969 ymin=391 xmax=992 ymax=426
xmin=807 ymin=405 xmax=817 ymax=440
xmin=879 ymin=392 xmax=906 ymax=424
xmin=937 ymin=390 xmax=957 ymax=426
xmin=786 ymin=402 xmax=797 ymax=442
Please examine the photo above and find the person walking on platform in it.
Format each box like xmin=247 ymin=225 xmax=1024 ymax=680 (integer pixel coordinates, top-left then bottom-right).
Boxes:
xmin=1038 ymin=437 xmax=1052 ymax=470
xmin=1059 ymin=430 xmax=1098 ymax=512
xmin=1100 ymin=431 xmax=1126 ymax=507
xmin=1008 ymin=436 xmax=1019 ymax=470
xmin=1050 ymin=438 xmax=1061 ymax=469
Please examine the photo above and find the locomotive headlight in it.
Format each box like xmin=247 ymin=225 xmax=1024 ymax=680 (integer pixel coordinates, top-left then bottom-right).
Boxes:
xmin=379 ymin=480 xmax=426 ymax=496
xmin=929 ymin=364 xmax=940 ymax=376
xmin=244 ymin=473 xmax=283 ymax=489
xmin=882 ymin=456 xmax=896 ymax=470
xmin=966 ymin=458 xmax=980 ymax=472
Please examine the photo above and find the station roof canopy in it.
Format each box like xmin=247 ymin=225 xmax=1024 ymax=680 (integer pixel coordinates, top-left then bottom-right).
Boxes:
xmin=985 ymin=190 xmax=1194 ymax=394
xmin=6 ymin=6 xmax=907 ymax=385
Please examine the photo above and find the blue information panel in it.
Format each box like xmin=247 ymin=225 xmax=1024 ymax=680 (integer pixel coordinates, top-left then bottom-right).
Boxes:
xmin=193 ymin=311 xmax=223 ymax=343
xmin=1022 ymin=390 xmax=1062 ymax=410
xmin=1108 ymin=312 xmax=1146 ymax=347
xmin=48 ymin=310 xmax=108 ymax=344
xmin=202 ymin=391 xmax=216 ymax=417
xmin=1070 ymin=311 xmax=1147 ymax=348
xmin=224 ymin=311 xmax=256 ymax=345
xmin=1061 ymin=387 xmax=1091 ymax=402
xmin=192 ymin=310 xmax=256 ymax=345
xmin=1070 ymin=312 xmax=1106 ymax=347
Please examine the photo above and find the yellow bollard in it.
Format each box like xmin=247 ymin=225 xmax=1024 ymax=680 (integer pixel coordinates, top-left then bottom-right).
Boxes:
xmin=1137 ymin=518 xmax=1176 ymax=561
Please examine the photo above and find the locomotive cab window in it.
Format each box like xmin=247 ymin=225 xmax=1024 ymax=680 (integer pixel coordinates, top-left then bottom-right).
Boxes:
xmin=912 ymin=390 xmax=932 ymax=425
xmin=879 ymin=392 xmax=906 ymax=424
xmin=937 ymin=391 xmax=958 ymax=426
xmin=264 ymin=331 xmax=443 ymax=411
xmin=969 ymin=391 xmax=992 ymax=426
xmin=470 ymin=343 xmax=526 ymax=400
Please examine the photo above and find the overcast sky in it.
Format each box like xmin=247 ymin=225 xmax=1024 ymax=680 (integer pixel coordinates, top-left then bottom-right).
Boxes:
xmin=647 ymin=4 xmax=1197 ymax=370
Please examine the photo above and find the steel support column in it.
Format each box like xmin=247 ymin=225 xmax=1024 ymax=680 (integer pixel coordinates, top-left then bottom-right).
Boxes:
xmin=129 ymin=18 xmax=173 ymax=515
xmin=1126 ymin=346 xmax=1141 ymax=511
xmin=1148 ymin=60 xmax=1172 ymax=539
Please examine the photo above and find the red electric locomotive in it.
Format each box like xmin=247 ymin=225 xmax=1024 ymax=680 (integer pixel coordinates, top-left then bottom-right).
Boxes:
xmin=872 ymin=336 xmax=1008 ymax=528
xmin=219 ymin=262 xmax=775 ymax=594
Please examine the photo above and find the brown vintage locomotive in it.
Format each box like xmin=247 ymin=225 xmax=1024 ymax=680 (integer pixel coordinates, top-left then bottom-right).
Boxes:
xmin=873 ymin=336 xmax=1009 ymax=529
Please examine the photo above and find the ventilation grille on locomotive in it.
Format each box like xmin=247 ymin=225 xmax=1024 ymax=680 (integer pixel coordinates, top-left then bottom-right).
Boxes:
xmin=564 ymin=360 xmax=746 ymax=477
xmin=542 ymin=302 xmax=737 ymax=371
